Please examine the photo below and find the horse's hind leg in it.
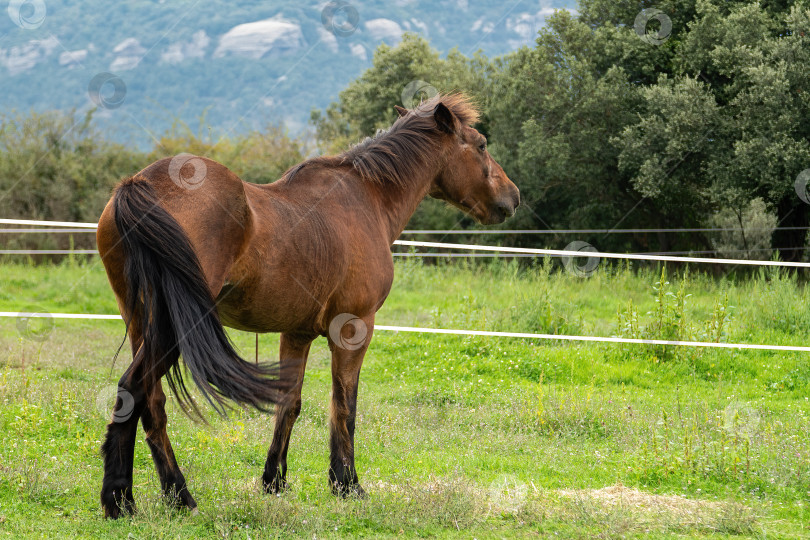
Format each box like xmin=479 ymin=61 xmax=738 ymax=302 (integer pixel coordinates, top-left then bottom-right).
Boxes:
xmin=101 ymin=317 xmax=185 ymax=518
xmin=100 ymin=361 xmax=148 ymax=518
xmin=141 ymin=380 xmax=197 ymax=511
xmin=262 ymin=333 xmax=313 ymax=493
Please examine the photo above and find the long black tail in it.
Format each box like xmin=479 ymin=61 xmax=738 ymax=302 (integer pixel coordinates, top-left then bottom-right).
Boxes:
xmin=113 ymin=176 xmax=287 ymax=418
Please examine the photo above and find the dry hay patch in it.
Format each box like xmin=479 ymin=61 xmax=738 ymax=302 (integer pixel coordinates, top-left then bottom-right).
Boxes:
xmin=367 ymin=479 xmax=757 ymax=535
xmin=557 ymin=483 xmax=757 ymax=534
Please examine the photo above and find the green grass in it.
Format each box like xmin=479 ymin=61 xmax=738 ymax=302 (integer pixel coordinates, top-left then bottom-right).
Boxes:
xmin=1 ymin=257 xmax=809 ymax=538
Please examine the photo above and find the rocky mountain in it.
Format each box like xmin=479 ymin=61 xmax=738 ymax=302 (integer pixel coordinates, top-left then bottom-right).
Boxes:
xmin=0 ymin=0 xmax=576 ymax=146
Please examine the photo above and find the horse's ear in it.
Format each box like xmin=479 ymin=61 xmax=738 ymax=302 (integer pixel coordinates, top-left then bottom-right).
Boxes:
xmin=433 ymin=102 xmax=457 ymax=134
xmin=394 ymin=105 xmax=408 ymax=117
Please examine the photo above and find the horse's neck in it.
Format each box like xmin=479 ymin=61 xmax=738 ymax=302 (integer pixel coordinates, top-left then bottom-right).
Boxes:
xmin=376 ymin=167 xmax=436 ymax=244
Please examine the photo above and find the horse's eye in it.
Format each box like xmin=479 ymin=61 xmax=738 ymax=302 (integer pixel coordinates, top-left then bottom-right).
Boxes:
xmin=478 ymin=142 xmax=487 ymax=152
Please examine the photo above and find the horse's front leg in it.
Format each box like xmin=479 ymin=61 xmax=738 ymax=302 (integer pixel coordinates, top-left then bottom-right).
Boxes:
xmin=327 ymin=315 xmax=373 ymax=497
xmin=262 ymin=332 xmax=314 ymax=493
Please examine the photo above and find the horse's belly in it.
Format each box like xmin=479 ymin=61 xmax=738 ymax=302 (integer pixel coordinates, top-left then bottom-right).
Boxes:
xmin=215 ymin=279 xmax=324 ymax=334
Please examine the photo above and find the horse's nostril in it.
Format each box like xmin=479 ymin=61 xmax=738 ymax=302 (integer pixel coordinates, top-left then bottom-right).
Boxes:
xmin=495 ymin=200 xmax=515 ymax=218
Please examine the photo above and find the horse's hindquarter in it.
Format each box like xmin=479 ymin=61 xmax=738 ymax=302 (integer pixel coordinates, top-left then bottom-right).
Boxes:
xmin=146 ymin=158 xmax=253 ymax=288
xmin=97 ymin=157 xmax=252 ymax=312
xmin=216 ymin=177 xmax=394 ymax=335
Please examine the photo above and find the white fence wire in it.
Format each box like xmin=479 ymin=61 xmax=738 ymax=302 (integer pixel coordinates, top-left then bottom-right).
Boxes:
xmin=2 ymin=311 xmax=810 ymax=353
xmin=2 ymin=218 xmax=809 ymax=352
xmin=3 ymin=218 xmax=809 ymax=267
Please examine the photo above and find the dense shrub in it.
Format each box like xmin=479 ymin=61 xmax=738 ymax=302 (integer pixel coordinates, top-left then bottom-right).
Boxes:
xmin=0 ymin=111 xmax=303 ymax=255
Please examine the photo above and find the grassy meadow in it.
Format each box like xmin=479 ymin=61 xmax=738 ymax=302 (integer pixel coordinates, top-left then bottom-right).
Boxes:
xmin=0 ymin=256 xmax=809 ymax=538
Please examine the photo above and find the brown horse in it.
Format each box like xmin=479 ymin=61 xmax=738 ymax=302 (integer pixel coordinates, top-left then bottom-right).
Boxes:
xmin=95 ymin=94 xmax=519 ymax=518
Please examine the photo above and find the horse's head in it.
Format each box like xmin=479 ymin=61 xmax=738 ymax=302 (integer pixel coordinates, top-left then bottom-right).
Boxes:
xmin=397 ymin=97 xmax=520 ymax=225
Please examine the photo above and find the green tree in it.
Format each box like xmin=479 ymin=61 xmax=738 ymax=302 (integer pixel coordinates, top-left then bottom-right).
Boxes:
xmin=680 ymin=1 xmax=810 ymax=258
xmin=492 ymin=0 xmax=810 ymax=255
xmin=488 ymin=9 xmax=648 ymax=250
xmin=311 ymin=33 xmax=493 ymax=151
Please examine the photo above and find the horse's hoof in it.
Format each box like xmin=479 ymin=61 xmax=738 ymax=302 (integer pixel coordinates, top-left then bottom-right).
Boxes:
xmin=190 ymin=507 xmax=199 ymax=516
xmin=262 ymin=476 xmax=289 ymax=495
xmin=164 ymin=485 xmax=197 ymax=511
xmin=332 ymin=483 xmax=366 ymax=499
xmin=101 ymin=489 xmax=136 ymax=519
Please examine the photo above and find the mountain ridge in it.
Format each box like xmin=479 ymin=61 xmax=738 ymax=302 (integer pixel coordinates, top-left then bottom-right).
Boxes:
xmin=0 ymin=0 xmax=576 ymax=146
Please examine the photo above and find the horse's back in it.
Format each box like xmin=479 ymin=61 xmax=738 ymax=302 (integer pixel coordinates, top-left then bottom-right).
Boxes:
xmin=97 ymin=156 xmax=252 ymax=299
xmin=213 ymin=167 xmax=396 ymax=335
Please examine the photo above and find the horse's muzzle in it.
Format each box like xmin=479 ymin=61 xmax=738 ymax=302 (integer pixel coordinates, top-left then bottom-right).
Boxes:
xmin=487 ymin=189 xmax=520 ymax=224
